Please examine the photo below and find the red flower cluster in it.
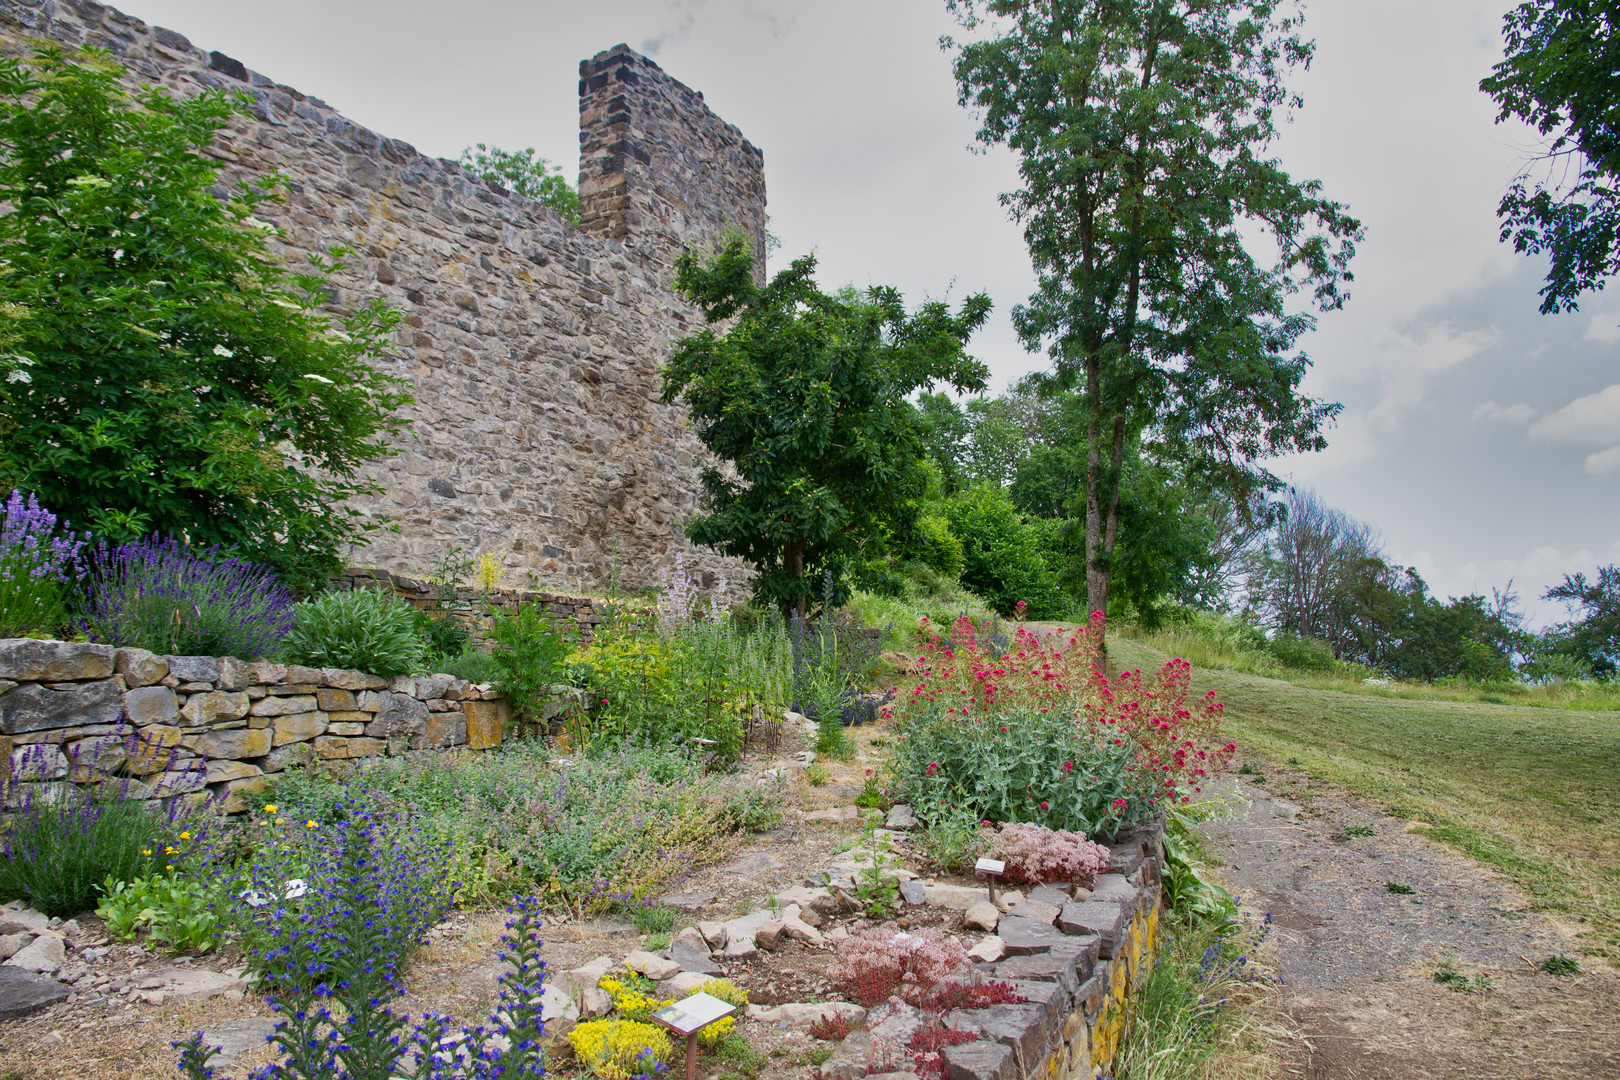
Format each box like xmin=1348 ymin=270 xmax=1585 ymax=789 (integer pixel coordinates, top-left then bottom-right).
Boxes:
xmin=1084 ymin=658 xmax=1234 ymax=801
xmin=899 ymin=613 xmax=1107 ymax=717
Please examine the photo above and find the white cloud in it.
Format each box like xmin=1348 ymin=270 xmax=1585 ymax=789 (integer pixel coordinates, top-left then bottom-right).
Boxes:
xmin=1527 ymin=384 xmax=1620 ymax=445
xmin=1585 ymin=446 xmax=1620 ymax=476
xmin=1472 ymin=400 xmax=1535 ymax=423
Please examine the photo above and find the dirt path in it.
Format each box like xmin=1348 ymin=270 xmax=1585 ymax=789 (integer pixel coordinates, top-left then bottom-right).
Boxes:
xmin=1200 ymin=763 xmax=1618 ymax=1080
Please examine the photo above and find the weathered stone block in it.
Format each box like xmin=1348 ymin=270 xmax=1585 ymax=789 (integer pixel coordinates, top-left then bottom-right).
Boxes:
xmin=0 ymin=679 xmax=123 ymax=734
xmin=180 ymin=691 xmax=251 ymax=726
xmin=462 ymin=698 xmax=508 ymax=749
xmin=124 ymin=685 xmax=179 ymax=726
xmin=192 ymin=728 xmax=272 ymax=760
xmin=942 ymin=1039 xmax=1014 ymax=1080
xmin=66 ymin=735 xmax=126 ymax=781
xmin=216 ymin=775 xmax=270 ymax=814
xmin=267 ymin=683 xmax=318 ymax=696
xmin=0 ymin=639 xmax=114 ymax=681
xmin=10 ymin=744 xmax=67 ymax=781
xmin=314 ymin=687 xmax=356 ymax=711
xmin=205 ymin=759 xmax=263 ymax=784
xmin=996 ymin=915 xmax=1071 ymax=956
xmin=216 ymin=657 xmax=255 ymax=691
xmin=249 ymin=694 xmax=318 ymax=717
xmin=327 ymin=721 xmax=365 ymax=735
xmin=273 ymin=711 xmax=328 ymax=746
xmin=325 ymin=710 xmax=370 ymax=726
xmin=322 ymin=668 xmax=387 ymax=691
xmin=418 ymin=711 xmax=467 ymax=748
xmin=315 ymin=735 xmax=385 ymax=759
xmin=247 ymin=660 xmax=286 ymax=684
xmin=114 ymin=648 xmax=168 ymax=688
xmin=366 ymin=691 xmax=428 ymax=738
xmin=355 ymin=691 xmax=384 ymax=712
xmin=151 ymin=768 xmax=208 ymax=797
xmin=127 ymin=725 xmax=182 ymax=774
xmin=1087 ymin=874 xmax=1137 ymax=905
xmin=260 ymin=741 xmax=313 ymax=773
xmin=992 ymin=952 xmax=1082 ymax=994
xmin=1059 ymin=901 xmax=1126 ymax=957
xmin=164 ymin=656 xmax=220 ymax=683
xmin=948 ymin=1003 xmax=1050 ymax=1071
xmin=282 ymin=665 xmax=323 ymax=685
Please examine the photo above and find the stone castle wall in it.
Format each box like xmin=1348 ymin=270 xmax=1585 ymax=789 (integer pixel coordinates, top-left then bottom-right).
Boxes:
xmin=0 ymin=1 xmax=764 ymax=599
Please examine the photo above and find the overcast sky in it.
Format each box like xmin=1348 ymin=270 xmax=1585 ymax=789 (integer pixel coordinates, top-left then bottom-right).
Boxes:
xmin=112 ymin=0 xmax=1617 ymax=626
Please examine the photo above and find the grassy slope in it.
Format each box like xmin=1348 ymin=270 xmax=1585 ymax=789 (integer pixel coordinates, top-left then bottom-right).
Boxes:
xmin=1109 ymin=635 xmax=1620 ymax=959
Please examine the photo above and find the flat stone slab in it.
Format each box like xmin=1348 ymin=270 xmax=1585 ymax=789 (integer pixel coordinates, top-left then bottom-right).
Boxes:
xmin=1026 ymin=884 xmax=1072 ymax=907
xmin=1003 ymin=898 xmax=1060 ymax=925
xmin=198 ymin=1016 xmax=279 ymax=1067
xmin=991 ymin=952 xmax=1081 ymax=992
xmin=1087 ymin=873 xmax=1138 ymax=904
xmin=0 ymin=967 xmax=71 ymax=1016
xmin=669 ymin=940 xmax=721 ymax=975
xmin=941 ymin=1038 xmax=1015 ymax=1080
xmin=719 ymin=852 xmax=781 ymax=876
xmin=946 ymin=1003 xmax=1050 ymax=1069
xmin=1058 ymin=900 xmax=1126 ymax=955
xmin=994 ymin=915 xmax=1071 ymax=956
xmin=659 ymin=890 xmax=716 ymax=910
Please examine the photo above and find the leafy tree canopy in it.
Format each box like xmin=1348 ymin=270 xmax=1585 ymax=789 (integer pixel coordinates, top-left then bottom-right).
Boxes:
xmin=946 ymin=0 xmax=1360 ymax=622
xmin=1482 ymin=1 xmax=1620 ymax=313
xmin=0 ymin=47 xmax=410 ymax=590
xmin=1542 ymin=565 xmax=1620 ymax=677
xmin=457 ymin=144 xmax=580 ymax=224
xmin=663 ymin=233 xmax=992 ymax=617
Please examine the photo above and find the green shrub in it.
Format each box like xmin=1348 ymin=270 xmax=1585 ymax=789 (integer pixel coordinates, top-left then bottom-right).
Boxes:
xmin=415 ymin=608 xmax=471 ymax=665
xmin=1266 ymin=630 xmax=1338 ymax=672
xmin=942 ymin=485 xmax=1069 ymax=618
xmin=912 ymin=512 xmax=966 ymax=579
xmin=893 ymin=705 xmax=1150 ymax=835
xmin=279 ymin=588 xmax=428 ymax=678
xmin=489 ymin=601 xmax=574 ymax=721
xmin=0 ymin=768 xmax=206 ymax=917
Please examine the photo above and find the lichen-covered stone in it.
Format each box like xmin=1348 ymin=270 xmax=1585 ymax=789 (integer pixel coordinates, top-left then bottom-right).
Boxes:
xmin=0 ymin=680 xmax=123 ymax=734
xmin=191 ymin=727 xmax=272 ymax=760
xmin=179 ymin=691 xmax=250 ymax=726
xmin=114 ymin=648 xmax=168 ymax=688
xmin=260 ymin=741 xmax=313 ymax=774
xmin=9 ymin=744 xmax=67 ymax=781
xmin=0 ymin=640 xmax=114 ymax=682
xmin=273 ymin=711 xmax=328 ymax=746
xmin=314 ymin=687 xmax=356 ymax=711
xmin=65 ymin=735 xmax=126 ymax=781
xmin=205 ymin=759 xmax=263 ymax=784
xmin=419 ymin=711 xmax=467 ymax=748
xmin=164 ymin=656 xmax=220 ymax=683
xmin=249 ymin=694 xmax=317 ymax=717
xmin=247 ymin=661 xmax=286 ymax=685
xmin=314 ymin=735 xmax=385 ymax=759
xmin=462 ymin=698 xmax=509 ymax=750
xmin=321 ymin=668 xmax=387 ymax=691
xmin=124 ymin=685 xmax=179 ymax=727
xmin=215 ymin=775 xmax=270 ymax=814
xmin=1059 ymin=901 xmax=1127 ymax=957
xmin=216 ymin=657 xmax=255 ymax=692
xmin=126 ymin=725 xmax=182 ymax=774
xmin=150 ymin=768 xmax=208 ymax=797
xmin=366 ymin=691 xmax=427 ymax=739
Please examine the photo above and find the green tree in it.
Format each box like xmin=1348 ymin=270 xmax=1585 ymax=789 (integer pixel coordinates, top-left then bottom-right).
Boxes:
xmin=1542 ymin=565 xmax=1620 ymax=678
xmin=663 ymin=233 xmax=992 ymax=617
xmin=946 ymin=0 xmax=1360 ymax=625
xmin=0 ymin=48 xmax=410 ymax=590
xmin=943 ymin=484 xmax=1069 ymax=618
xmin=1481 ymin=1 xmax=1620 ymax=313
xmin=458 ymin=144 xmax=580 ymax=224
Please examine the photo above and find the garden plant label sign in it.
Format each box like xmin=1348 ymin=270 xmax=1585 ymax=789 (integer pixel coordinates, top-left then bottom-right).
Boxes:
xmin=652 ymin=991 xmax=736 ymax=1035
xmin=975 ymin=858 xmax=1006 ymax=875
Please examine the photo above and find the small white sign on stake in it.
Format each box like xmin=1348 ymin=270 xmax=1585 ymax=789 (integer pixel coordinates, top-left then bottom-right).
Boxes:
xmin=651 ymin=991 xmax=739 ymax=1080
xmin=974 ymin=858 xmax=1007 ymax=876
xmin=651 ymin=991 xmax=736 ymax=1036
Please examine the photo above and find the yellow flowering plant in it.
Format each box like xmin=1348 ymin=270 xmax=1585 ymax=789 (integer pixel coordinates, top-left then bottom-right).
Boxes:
xmin=567 ymin=1019 xmax=673 ymax=1080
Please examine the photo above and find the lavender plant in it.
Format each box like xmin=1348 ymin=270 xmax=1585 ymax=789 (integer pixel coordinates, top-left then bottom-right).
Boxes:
xmin=0 ymin=489 xmax=84 ymax=637
xmin=177 ymin=891 xmax=550 ymax=1080
xmin=80 ymin=534 xmax=295 ymax=659
xmin=0 ymin=745 xmax=209 ymax=917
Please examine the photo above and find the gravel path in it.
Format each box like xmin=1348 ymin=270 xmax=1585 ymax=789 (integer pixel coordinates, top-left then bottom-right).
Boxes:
xmin=1200 ymin=766 xmax=1618 ymax=1080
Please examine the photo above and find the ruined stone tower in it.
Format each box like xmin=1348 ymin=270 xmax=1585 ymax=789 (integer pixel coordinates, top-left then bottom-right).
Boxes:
xmin=0 ymin=5 xmax=767 ymax=597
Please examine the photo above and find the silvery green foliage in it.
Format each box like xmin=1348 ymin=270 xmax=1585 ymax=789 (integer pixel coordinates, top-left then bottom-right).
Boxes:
xmin=279 ymin=587 xmax=428 ymax=678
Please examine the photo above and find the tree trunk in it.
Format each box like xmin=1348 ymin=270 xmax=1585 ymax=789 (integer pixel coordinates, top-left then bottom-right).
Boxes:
xmin=785 ymin=539 xmax=807 ymax=621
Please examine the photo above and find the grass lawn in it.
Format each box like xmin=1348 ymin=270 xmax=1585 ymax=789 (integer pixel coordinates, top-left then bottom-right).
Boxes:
xmin=1109 ymin=635 xmax=1620 ymax=960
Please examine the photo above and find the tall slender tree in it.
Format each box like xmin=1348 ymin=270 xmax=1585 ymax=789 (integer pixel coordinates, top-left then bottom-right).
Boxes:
xmin=945 ymin=0 xmax=1360 ymax=622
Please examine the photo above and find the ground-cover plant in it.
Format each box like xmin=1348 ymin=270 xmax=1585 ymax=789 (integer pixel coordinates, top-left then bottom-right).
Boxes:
xmin=178 ymin=892 xmax=549 ymax=1080
xmin=984 ymin=822 xmax=1110 ymax=887
xmin=252 ymin=743 xmax=780 ymax=910
xmin=218 ymin=796 xmax=453 ymax=997
xmin=78 ymin=534 xmax=294 ymax=658
xmin=95 ymin=872 xmax=218 ymax=952
xmin=833 ymin=924 xmax=970 ymax=1007
xmin=0 ymin=489 xmax=83 ymax=637
xmin=278 ymin=587 xmax=428 ymax=677
xmin=569 ymin=1020 xmax=673 ymax=1080
xmin=0 ymin=759 xmax=207 ymax=917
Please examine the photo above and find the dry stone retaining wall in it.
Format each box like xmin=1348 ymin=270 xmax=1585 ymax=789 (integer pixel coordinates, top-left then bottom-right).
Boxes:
xmin=0 ymin=0 xmax=764 ymax=601
xmin=336 ymin=566 xmax=615 ymax=645
xmin=0 ymin=638 xmax=538 ymax=814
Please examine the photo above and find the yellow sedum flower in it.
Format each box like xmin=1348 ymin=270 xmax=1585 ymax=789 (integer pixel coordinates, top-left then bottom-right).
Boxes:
xmin=306 ymin=820 xmax=317 ymax=829
xmin=568 ymin=1019 xmax=673 ymax=1080
xmin=597 ymin=976 xmax=670 ymax=1022
xmin=694 ymin=978 xmax=748 ymax=1045
xmin=263 ymin=804 xmax=278 ymax=814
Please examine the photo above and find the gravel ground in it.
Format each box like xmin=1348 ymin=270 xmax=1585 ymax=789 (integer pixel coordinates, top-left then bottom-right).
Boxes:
xmin=1201 ymin=765 xmax=1618 ymax=1080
